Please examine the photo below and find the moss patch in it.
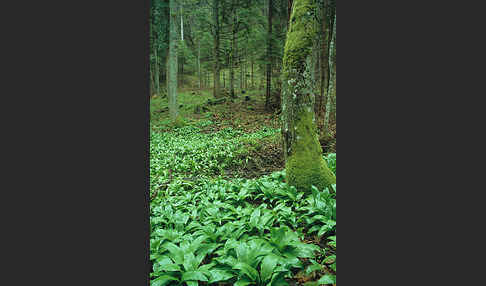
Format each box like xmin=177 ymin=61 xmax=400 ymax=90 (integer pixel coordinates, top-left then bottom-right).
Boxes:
xmin=283 ymin=0 xmax=318 ymax=73
xmin=286 ymin=110 xmax=336 ymax=192
xmin=172 ymin=116 xmax=187 ymax=128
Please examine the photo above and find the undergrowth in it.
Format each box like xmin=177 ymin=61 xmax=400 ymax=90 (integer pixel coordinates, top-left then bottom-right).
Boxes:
xmin=150 ymin=99 xmax=336 ymax=286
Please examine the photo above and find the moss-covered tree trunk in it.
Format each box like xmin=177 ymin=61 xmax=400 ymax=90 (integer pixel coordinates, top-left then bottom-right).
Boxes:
xmin=281 ymin=0 xmax=335 ymax=192
xmin=168 ymin=0 xmax=179 ymax=122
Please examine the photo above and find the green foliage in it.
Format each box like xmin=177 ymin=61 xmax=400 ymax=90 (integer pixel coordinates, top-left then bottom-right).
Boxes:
xmin=150 ymin=122 xmax=279 ymax=192
xmin=324 ymin=153 xmax=336 ymax=175
xmin=150 ymin=116 xmax=336 ymax=285
xmin=151 ymin=168 xmax=336 ymax=285
xmin=150 ymin=168 xmax=336 ymax=285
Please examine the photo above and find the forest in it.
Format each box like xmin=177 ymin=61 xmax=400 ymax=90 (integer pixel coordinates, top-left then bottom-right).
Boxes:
xmin=150 ymin=0 xmax=336 ymax=285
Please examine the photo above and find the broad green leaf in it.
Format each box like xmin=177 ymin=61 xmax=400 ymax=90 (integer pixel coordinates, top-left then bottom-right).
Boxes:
xmin=233 ymin=262 xmax=259 ymax=281
xmin=183 ymin=252 xmax=198 ymax=271
xmin=181 ymin=270 xmax=208 ymax=282
xmin=159 ymin=263 xmax=180 ymax=272
xmin=208 ymin=269 xmax=235 ymax=283
xmin=235 ymin=243 xmax=249 ymax=263
xmin=197 ymin=243 xmax=219 ymax=257
xmin=234 ymin=278 xmax=253 ymax=286
xmin=250 ymin=208 xmax=261 ymax=226
xmin=150 ymin=275 xmax=178 ymax=286
xmin=305 ymin=263 xmax=322 ymax=274
xmin=269 ymin=271 xmax=289 ymax=286
xmin=162 ymin=242 xmax=184 ymax=264
xmin=308 ymin=225 xmax=321 ymax=234
xmin=260 ymin=254 xmax=279 ymax=282
xmin=317 ymin=274 xmax=336 ymax=285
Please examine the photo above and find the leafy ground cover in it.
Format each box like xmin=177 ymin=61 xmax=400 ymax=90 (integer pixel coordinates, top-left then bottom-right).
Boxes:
xmin=150 ymin=90 xmax=336 ymax=286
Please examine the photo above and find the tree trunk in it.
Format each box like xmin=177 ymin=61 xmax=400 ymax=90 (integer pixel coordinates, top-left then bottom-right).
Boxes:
xmin=243 ymin=47 xmax=247 ymax=90
xmin=323 ymin=13 xmax=336 ymax=134
xmin=281 ymin=0 xmax=335 ymax=192
xmin=168 ymin=0 xmax=179 ymax=122
xmin=198 ymin=41 xmax=202 ymax=89
xmin=311 ymin=31 xmax=320 ymax=113
xmin=180 ymin=4 xmax=184 ymax=87
xmin=180 ymin=56 xmax=184 ymax=87
xmin=287 ymin=0 xmax=293 ymax=29
xmin=317 ymin=0 xmax=330 ymax=119
xmin=230 ymin=15 xmax=235 ymax=98
xmin=150 ymin=64 xmax=155 ymax=96
xmin=251 ymin=57 xmax=254 ymax=89
xmin=154 ymin=45 xmax=161 ymax=96
xmin=231 ymin=14 xmax=237 ymax=98
xmin=265 ymin=0 xmax=273 ymax=110
xmin=213 ymin=0 xmax=222 ymax=98
xmin=239 ymin=54 xmax=243 ymax=91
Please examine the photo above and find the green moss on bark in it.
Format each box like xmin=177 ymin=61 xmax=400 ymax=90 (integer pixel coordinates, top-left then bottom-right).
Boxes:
xmin=285 ymin=110 xmax=336 ymax=192
xmin=171 ymin=116 xmax=186 ymax=128
xmin=283 ymin=0 xmax=317 ymax=73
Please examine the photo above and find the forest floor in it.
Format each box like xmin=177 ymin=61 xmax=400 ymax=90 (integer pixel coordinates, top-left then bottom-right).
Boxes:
xmin=150 ymin=88 xmax=335 ymax=179
xmin=150 ymin=88 xmax=336 ymax=286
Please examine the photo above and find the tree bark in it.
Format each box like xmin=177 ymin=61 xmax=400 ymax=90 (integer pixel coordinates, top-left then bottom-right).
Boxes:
xmin=265 ymin=0 xmax=273 ymax=110
xmin=251 ymin=57 xmax=254 ymax=89
xmin=168 ymin=0 xmax=179 ymax=122
xmin=281 ymin=0 xmax=335 ymax=192
xmin=240 ymin=56 xmax=243 ymax=91
xmin=198 ymin=41 xmax=201 ymax=89
xmin=317 ymin=0 xmax=330 ymax=118
xmin=154 ymin=43 xmax=161 ymax=96
xmin=230 ymin=11 xmax=236 ymax=98
xmin=287 ymin=0 xmax=293 ymax=28
xmin=323 ymin=13 xmax=336 ymax=134
xmin=212 ymin=0 xmax=222 ymax=98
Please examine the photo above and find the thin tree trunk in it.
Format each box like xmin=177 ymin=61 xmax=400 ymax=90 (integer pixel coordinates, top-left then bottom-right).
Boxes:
xmin=251 ymin=57 xmax=254 ymax=89
xmin=179 ymin=4 xmax=184 ymax=88
xmin=180 ymin=6 xmax=183 ymax=40
xmin=244 ymin=47 xmax=248 ymax=90
xmin=323 ymin=13 xmax=336 ymax=134
xmin=180 ymin=57 xmax=184 ymax=87
xmin=230 ymin=13 xmax=235 ymax=98
xmin=331 ymin=33 xmax=337 ymax=123
xmin=240 ymin=60 xmax=243 ymax=90
xmin=198 ymin=41 xmax=201 ymax=89
xmin=154 ymin=45 xmax=161 ymax=96
xmin=265 ymin=0 xmax=273 ymax=110
xmin=213 ymin=0 xmax=221 ymax=98
xmin=287 ymin=0 xmax=293 ymax=29
xmin=168 ymin=0 xmax=179 ymax=122
xmin=231 ymin=13 xmax=237 ymax=97
xmin=311 ymin=33 xmax=319 ymax=112
xmin=282 ymin=0 xmax=335 ymax=192
xmin=150 ymin=64 xmax=155 ymax=96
